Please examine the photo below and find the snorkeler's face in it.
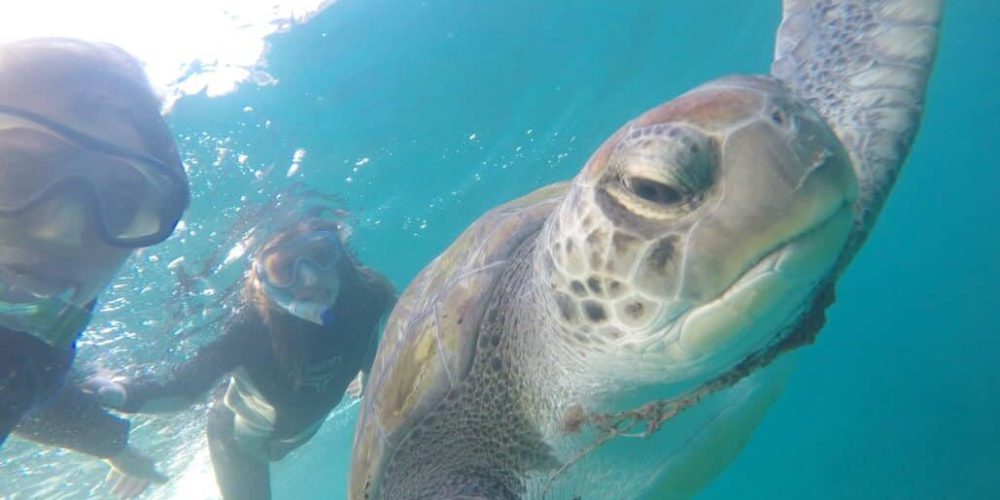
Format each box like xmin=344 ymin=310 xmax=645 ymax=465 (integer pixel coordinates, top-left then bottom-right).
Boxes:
xmin=0 ymin=106 xmax=185 ymax=307
xmin=257 ymin=231 xmax=345 ymax=307
xmin=0 ymin=197 xmax=132 ymax=306
xmin=286 ymin=263 xmax=342 ymax=305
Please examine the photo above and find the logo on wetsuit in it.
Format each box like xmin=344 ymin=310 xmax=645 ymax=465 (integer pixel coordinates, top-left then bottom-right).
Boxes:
xmin=299 ymin=355 xmax=344 ymax=392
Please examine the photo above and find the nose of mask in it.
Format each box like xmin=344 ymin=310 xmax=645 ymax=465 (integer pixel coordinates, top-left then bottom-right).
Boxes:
xmin=298 ymin=266 xmax=320 ymax=287
xmin=0 ymin=195 xmax=94 ymax=247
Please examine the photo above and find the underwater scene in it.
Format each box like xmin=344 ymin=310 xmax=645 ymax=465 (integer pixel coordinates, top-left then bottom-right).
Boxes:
xmin=0 ymin=0 xmax=997 ymax=498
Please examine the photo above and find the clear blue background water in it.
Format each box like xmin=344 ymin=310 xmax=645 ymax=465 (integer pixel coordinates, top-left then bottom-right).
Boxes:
xmin=3 ymin=0 xmax=997 ymax=498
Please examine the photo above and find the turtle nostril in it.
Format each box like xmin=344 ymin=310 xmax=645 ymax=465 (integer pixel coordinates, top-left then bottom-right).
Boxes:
xmin=771 ymin=109 xmax=786 ymax=126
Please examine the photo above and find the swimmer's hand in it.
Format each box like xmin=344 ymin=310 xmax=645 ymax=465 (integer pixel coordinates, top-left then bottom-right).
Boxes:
xmin=83 ymin=371 xmax=130 ymax=409
xmin=346 ymin=371 xmax=364 ymax=399
xmin=104 ymin=445 xmax=169 ymax=498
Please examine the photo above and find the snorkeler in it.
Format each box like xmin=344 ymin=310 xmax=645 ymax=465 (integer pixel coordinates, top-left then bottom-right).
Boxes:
xmin=89 ymin=219 xmax=396 ymax=499
xmin=0 ymin=37 xmax=190 ymax=494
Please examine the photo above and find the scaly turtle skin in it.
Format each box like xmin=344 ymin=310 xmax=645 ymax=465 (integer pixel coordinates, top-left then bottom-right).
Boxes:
xmin=351 ymin=1 xmax=942 ymax=499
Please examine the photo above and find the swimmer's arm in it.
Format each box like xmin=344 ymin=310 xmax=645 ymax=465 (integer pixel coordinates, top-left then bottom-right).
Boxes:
xmin=118 ymin=324 xmax=244 ymax=413
xmin=13 ymin=381 xmax=130 ymax=458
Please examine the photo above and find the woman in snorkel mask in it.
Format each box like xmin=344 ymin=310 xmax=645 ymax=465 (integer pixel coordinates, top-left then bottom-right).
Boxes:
xmin=90 ymin=219 xmax=396 ymax=500
xmin=0 ymin=38 xmax=188 ymax=496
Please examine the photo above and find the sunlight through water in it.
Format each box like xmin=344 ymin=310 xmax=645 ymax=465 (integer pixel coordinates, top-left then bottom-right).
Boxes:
xmin=0 ymin=0 xmax=337 ymax=110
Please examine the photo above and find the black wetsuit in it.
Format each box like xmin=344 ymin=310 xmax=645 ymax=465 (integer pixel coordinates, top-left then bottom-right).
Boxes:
xmin=119 ymin=292 xmax=385 ymax=500
xmin=1 ymin=307 xmax=130 ymax=457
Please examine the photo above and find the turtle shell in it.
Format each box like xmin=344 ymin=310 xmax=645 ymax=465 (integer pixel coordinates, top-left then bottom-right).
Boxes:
xmin=350 ymin=182 xmax=569 ymax=499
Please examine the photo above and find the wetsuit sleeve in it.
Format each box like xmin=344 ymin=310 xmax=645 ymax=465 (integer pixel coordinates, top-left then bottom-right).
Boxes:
xmin=13 ymin=382 xmax=130 ymax=459
xmin=119 ymin=316 xmax=248 ymax=414
xmin=1 ymin=301 xmax=95 ymax=449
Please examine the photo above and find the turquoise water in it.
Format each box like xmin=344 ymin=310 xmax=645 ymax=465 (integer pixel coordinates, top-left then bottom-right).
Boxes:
xmin=2 ymin=0 xmax=997 ymax=498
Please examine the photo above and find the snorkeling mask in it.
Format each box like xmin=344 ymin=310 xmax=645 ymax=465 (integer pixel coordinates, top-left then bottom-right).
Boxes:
xmin=254 ymin=231 xmax=344 ymax=326
xmin=0 ymin=105 xmax=189 ymax=248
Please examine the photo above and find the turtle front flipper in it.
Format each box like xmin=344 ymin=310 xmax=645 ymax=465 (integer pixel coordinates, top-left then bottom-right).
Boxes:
xmin=771 ymin=0 xmax=943 ymax=267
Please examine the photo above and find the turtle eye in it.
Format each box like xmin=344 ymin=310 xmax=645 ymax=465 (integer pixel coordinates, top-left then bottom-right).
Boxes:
xmin=626 ymin=177 xmax=683 ymax=205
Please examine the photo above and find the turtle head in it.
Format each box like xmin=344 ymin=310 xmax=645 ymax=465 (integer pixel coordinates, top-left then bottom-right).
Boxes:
xmin=537 ymin=75 xmax=857 ymax=387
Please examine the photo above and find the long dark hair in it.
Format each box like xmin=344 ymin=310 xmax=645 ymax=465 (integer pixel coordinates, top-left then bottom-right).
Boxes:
xmin=243 ymin=219 xmax=395 ymax=388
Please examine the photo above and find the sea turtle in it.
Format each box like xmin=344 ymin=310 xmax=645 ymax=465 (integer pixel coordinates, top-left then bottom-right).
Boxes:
xmin=350 ymin=1 xmax=942 ymax=498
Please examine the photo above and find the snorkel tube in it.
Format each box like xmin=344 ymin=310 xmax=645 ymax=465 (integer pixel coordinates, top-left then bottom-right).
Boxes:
xmin=0 ymin=283 xmax=91 ymax=349
xmin=259 ymin=277 xmax=336 ymax=327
